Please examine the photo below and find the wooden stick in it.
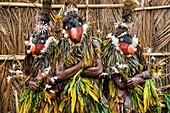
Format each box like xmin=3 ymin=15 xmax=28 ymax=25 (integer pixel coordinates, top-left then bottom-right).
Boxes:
xmin=14 ymin=90 xmax=19 ymax=113
xmin=0 ymin=2 xmax=170 ymax=10
xmin=0 ymin=53 xmax=170 ymax=60
xmin=0 ymin=2 xmax=123 ymax=8
xmin=86 ymin=0 xmax=89 ymax=22
xmin=135 ymin=5 xmax=170 ymax=11
xmin=0 ymin=2 xmax=43 ymax=7
xmin=141 ymin=0 xmax=144 ymax=7
xmin=77 ymin=4 xmax=124 ymax=8
xmin=143 ymin=53 xmax=170 ymax=56
xmin=0 ymin=55 xmax=25 ymax=60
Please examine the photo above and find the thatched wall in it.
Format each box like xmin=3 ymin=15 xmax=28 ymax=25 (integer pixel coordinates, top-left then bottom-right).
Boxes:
xmin=0 ymin=0 xmax=170 ymax=112
xmin=0 ymin=0 xmax=170 ymax=54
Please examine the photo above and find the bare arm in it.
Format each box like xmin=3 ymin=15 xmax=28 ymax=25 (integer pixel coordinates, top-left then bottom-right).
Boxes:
xmin=113 ymin=73 xmax=145 ymax=89
xmin=82 ymin=40 xmax=103 ymax=78
xmin=133 ymin=70 xmax=152 ymax=79
xmin=55 ymin=61 xmax=83 ymax=81
xmin=127 ymin=70 xmax=152 ymax=88
xmin=55 ymin=40 xmax=103 ymax=81
xmin=113 ymin=70 xmax=152 ymax=89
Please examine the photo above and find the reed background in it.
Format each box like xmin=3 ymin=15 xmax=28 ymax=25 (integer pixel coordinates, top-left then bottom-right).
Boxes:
xmin=0 ymin=0 xmax=170 ymax=112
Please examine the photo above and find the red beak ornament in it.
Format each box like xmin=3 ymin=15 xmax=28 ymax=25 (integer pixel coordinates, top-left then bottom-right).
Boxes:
xmin=67 ymin=26 xmax=83 ymax=44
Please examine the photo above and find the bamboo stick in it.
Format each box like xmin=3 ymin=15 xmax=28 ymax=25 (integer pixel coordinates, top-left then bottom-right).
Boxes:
xmin=1 ymin=53 xmax=170 ymax=60
xmin=0 ymin=2 xmax=43 ymax=8
xmin=86 ymin=0 xmax=89 ymax=22
xmin=135 ymin=5 xmax=170 ymax=10
xmin=77 ymin=4 xmax=124 ymax=8
xmin=143 ymin=53 xmax=170 ymax=56
xmin=0 ymin=55 xmax=25 ymax=60
xmin=14 ymin=90 xmax=19 ymax=113
xmin=0 ymin=2 xmax=123 ymax=8
xmin=0 ymin=2 xmax=170 ymax=10
xmin=141 ymin=0 xmax=144 ymax=7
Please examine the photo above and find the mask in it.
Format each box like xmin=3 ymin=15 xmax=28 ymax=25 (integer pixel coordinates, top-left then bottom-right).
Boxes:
xmin=67 ymin=27 xmax=83 ymax=43
xmin=119 ymin=42 xmax=135 ymax=55
xmin=118 ymin=33 xmax=135 ymax=55
xmin=63 ymin=12 xmax=83 ymax=44
xmin=28 ymin=23 xmax=50 ymax=55
xmin=29 ymin=33 xmax=48 ymax=55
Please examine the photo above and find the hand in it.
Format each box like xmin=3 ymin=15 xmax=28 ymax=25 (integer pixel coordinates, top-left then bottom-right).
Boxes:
xmin=127 ymin=77 xmax=144 ymax=88
xmin=135 ymin=71 xmax=152 ymax=79
xmin=113 ymin=75 xmax=127 ymax=89
xmin=142 ymin=71 xmax=152 ymax=79
xmin=28 ymin=80 xmax=38 ymax=90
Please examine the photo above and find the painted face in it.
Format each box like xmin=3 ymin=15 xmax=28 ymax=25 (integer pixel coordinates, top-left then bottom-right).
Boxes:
xmin=63 ymin=11 xmax=83 ymax=44
xmin=29 ymin=32 xmax=48 ymax=55
xmin=119 ymin=42 xmax=135 ymax=55
xmin=115 ymin=27 xmax=135 ymax=55
xmin=67 ymin=27 xmax=83 ymax=43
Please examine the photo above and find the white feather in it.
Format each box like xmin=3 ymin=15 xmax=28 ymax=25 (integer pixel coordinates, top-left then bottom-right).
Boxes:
xmin=151 ymin=56 xmax=156 ymax=61
xmin=7 ymin=76 xmax=12 ymax=83
xmin=146 ymin=47 xmax=152 ymax=54
xmin=16 ymin=70 xmax=22 ymax=74
xmin=49 ymin=90 xmax=55 ymax=94
xmin=27 ymin=50 xmax=31 ymax=54
xmin=54 ymin=76 xmax=58 ymax=80
xmin=9 ymin=69 xmax=15 ymax=73
xmin=111 ymin=35 xmax=119 ymax=47
xmin=41 ymin=73 xmax=46 ymax=77
xmin=132 ymin=36 xmax=138 ymax=47
xmin=111 ymin=66 xmax=119 ymax=73
xmin=100 ymin=73 xmax=108 ymax=76
xmin=45 ymin=84 xmax=52 ymax=90
xmin=50 ymin=78 xmax=55 ymax=83
xmin=28 ymin=36 xmax=33 ymax=45
xmin=44 ymin=66 xmax=51 ymax=75
xmin=114 ymin=23 xmax=119 ymax=28
xmin=74 ymin=8 xmax=78 ymax=13
xmin=107 ymin=33 xmax=112 ymax=38
xmin=12 ymin=64 xmax=16 ymax=68
xmin=83 ymin=24 xmax=88 ymax=34
xmin=64 ymin=33 xmax=69 ymax=38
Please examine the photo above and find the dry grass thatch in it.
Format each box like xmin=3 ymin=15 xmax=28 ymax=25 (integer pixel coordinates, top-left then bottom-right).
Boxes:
xmin=0 ymin=0 xmax=170 ymax=112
